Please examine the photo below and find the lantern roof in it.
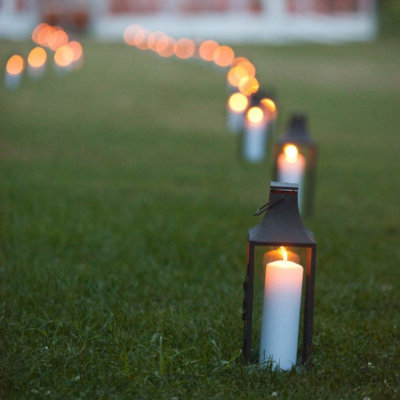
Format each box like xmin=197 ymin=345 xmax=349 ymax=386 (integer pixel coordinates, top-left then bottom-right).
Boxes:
xmin=276 ymin=112 xmax=316 ymax=147
xmin=248 ymin=182 xmax=316 ymax=246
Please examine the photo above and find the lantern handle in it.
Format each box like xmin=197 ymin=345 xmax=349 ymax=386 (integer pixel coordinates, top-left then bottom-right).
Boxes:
xmin=253 ymin=196 xmax=284 ymax=216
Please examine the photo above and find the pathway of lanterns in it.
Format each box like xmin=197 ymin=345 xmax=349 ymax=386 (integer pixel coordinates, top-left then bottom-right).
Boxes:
xmin=3 ymin=23 xmax=84 ymax=90
xmin=3 ymin=24 xmax=312 ymax=210
xmin=122 ymin=24 xmax=277 ymax=140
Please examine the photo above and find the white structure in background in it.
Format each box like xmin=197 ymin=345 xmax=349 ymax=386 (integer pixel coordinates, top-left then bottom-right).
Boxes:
xmin=0 ymin=0 xmax=377 ymax=43
xmin=0 ymin=0 xmax=38 ymax=39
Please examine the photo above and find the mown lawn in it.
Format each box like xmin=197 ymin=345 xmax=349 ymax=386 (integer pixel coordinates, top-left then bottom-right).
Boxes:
xmin=0 ymin=33 xmax=399 ymax=399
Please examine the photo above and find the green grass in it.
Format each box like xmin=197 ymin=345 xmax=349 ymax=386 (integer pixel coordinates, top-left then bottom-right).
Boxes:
xmin=0 ymin=33 xmax=400 ymax=399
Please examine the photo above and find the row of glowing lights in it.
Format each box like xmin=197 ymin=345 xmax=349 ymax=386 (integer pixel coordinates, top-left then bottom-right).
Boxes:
xmin=5 ymin=23 xmax=83 ymax=76
xmin=123 ymin=25 xmax=278 ymax=129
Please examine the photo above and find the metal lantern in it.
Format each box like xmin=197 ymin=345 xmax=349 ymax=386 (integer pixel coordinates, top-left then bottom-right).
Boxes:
xmin=240 ymin=91 xmax=277 ymax=163
xmin=242 ymin=182 xmax=317 ymax=370
xmin=272 ymin=112 xmax=317 ymax=216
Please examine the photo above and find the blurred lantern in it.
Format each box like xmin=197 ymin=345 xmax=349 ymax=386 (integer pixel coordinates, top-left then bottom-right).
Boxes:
xmin=199 ymin=40 xmax=219 ymax=62
xmin=54 ymin=45 xmax=74 ymax=74
xmin=174 ymin=38 xmax=195 ymax=59
xmin=32 ymin=23 xmax=48 ymax=44
xmin=213 ymin=45 xmax=235 ymax=68
xmin=27 ymin=47 xmax=47 ymax=79
xmin=272 ymin=112 xmax=317 ymax=216
xmin=48 ymin=29 xmax=69 ymax=51
xmin=4 ymin=55 xmax=24 ymax=90
xmin=156 ymin=36 xmax=176 ymax=58
xmin=148 ymin=31 xmax=166 ymax=52
xmin=238 ymin=76 xmax=259 ymax=96
xmin=242 ymin=182 xmax=317 ymax=370
xmin=67 ymin=41 xmax=84 ymax=69
xmin=242 ymin=106 xmax=268 ymax=163
xmin=124 ymin=24 xmax=142 ymax=46
xmin=227 ymin=92 xmax=249 ymax=134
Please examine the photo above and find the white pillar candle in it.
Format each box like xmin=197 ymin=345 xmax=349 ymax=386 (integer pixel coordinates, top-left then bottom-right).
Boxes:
xmin=277 ymin=145 xmax=306 ymax=211
xmin=227 ymin=92 xmax=248 ymax=134
xmin=227 ymin=109 xmax=245 ymax=133
xmin=243 ymin=106 xmax=268 ymax=162
xmin=27 ymin=47 xmax=47 ymax=80
xmin=4 ymin=72 xmax=22 ymax=90
xmin=259 ymin=258 xmax=303 ymax=370
xmin=4 ymin=55 xmax=24 ymax=90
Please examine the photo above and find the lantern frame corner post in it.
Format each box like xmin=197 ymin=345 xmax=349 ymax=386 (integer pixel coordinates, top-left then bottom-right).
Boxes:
xmin=243 ymin=240 xmax=255 ymax=364
xmin=302 ymin=244 xmax=317 ymax=368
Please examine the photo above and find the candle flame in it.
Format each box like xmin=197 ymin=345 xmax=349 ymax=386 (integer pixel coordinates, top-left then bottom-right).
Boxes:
xmin=228 ymin=92 xmax=248 ymax=113
xmin=238 ymin=76 xmax=259 ymax=96
xmin=261 ymin=98 xmax=276 ymax=114
xmin=247 ymin=107 xmax=264 ymax=124
xmin=281 ymin=246 xmax=288 ymax=264
xmin=284 ymin=144 xmax=298 ymax=163
xmin=6 ymin=55 xmax=24 ymax=75
xmin=28 ymin=47 xmax=47 ymax=68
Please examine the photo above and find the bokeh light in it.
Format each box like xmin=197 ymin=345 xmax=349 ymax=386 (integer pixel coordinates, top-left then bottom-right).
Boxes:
xmin=136 ymin=28 xmax=152 ymax=50
xmin=54 ymin=45 xmax=74 ymax=67
xmin=213 ymin=45 xmax=235 ymax=67
xmin=37 ymin=25 xmax=56 ymax=47
xmin=156 ymin=36 xmax=176 ymax=57
xmin=6 ymin=55 xmax=24 ymax=75
xmin=32 ymin=23 xmax=48 ymax=44
xmin=148 ymin=31 xmax=166 ymax=51
xmin=227 ymin=65 xmax=250 ymax=87
xmin=261 ymin=98 xmax=277 ymax=116
xmin=239 ymin=76 xmax=259 ymax=95
xmin=48 ymin=29 xmax=69 ymax=51
xmin=174 ymin=38 xmax=195 ymax=59
xmin=124 ymin=24 xmax=142 ymax=46
xmin=247 ymin=107 xmax=264 ymax=124
xmin=284 ymin=144 xmax=299 ymax=162
xmin=228 ymin=92 xmax=249 ymax=113
xmin=231 ymin=57 xmax=249 ymax=67
xmin=199 ymin=40 xmax=219 ymax=62
xmin=67 ymin=41 xmax=83 ymax=62
xmin=236 ymin=60 xmax=256 ymax=78
xmin=28 ymin=47 xmax=47 ymax=68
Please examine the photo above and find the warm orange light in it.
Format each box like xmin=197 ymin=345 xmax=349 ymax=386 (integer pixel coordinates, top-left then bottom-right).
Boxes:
xmin=174 ymin=38 xmax=195 ymax=59
xmin=227 ymin=65 xmax=249 ymax=87
xmin=284 ymin=144 xmax=299 ymax=163
xmin=281 ymin=247 xmax=288 ymax=263
xmin=261 ymin=98 xmax=277 ymax=115
xmin=136 ymin=29 xmax=152 ymax=50
xmin=54 ymin=45 xmax=74 ymax=67
xmin=148 ymin=31 xmax=166 ymax=51
xmin=199 ymin=40 xmax=219 ymax=62
xmin=48 ymin=30 xmax=69 ymax=51
xmin=247 ymin=107 xmax=264 ymax=124
xmin=67 ymin=41 xmax=83 ymax=62
xmin=228 ymin=93 xmax=248 ymax=113
xmin=123 ymin=24 xmax=142 ymax=46
xmin=37 ymin=25 xmax=56 ymax=47
xmin=236 ymin=61 xmax=256 ymax=78
xmin=32 ymin=23 xmax=48 ymax=44
xmin=213 ymin=45 xmax=235 ymax=67
xmin=238 ymin=76 xmax=259 ymax=95
xmin=28 ymin=47 xmax=47 ymax=68
xmin=6 ymin=55 xmax=24 ymax=75
xmin=156 ymin=36 xmax=176 ymax=58
xmin=231 ymin=56 xmax=249 ymax=67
